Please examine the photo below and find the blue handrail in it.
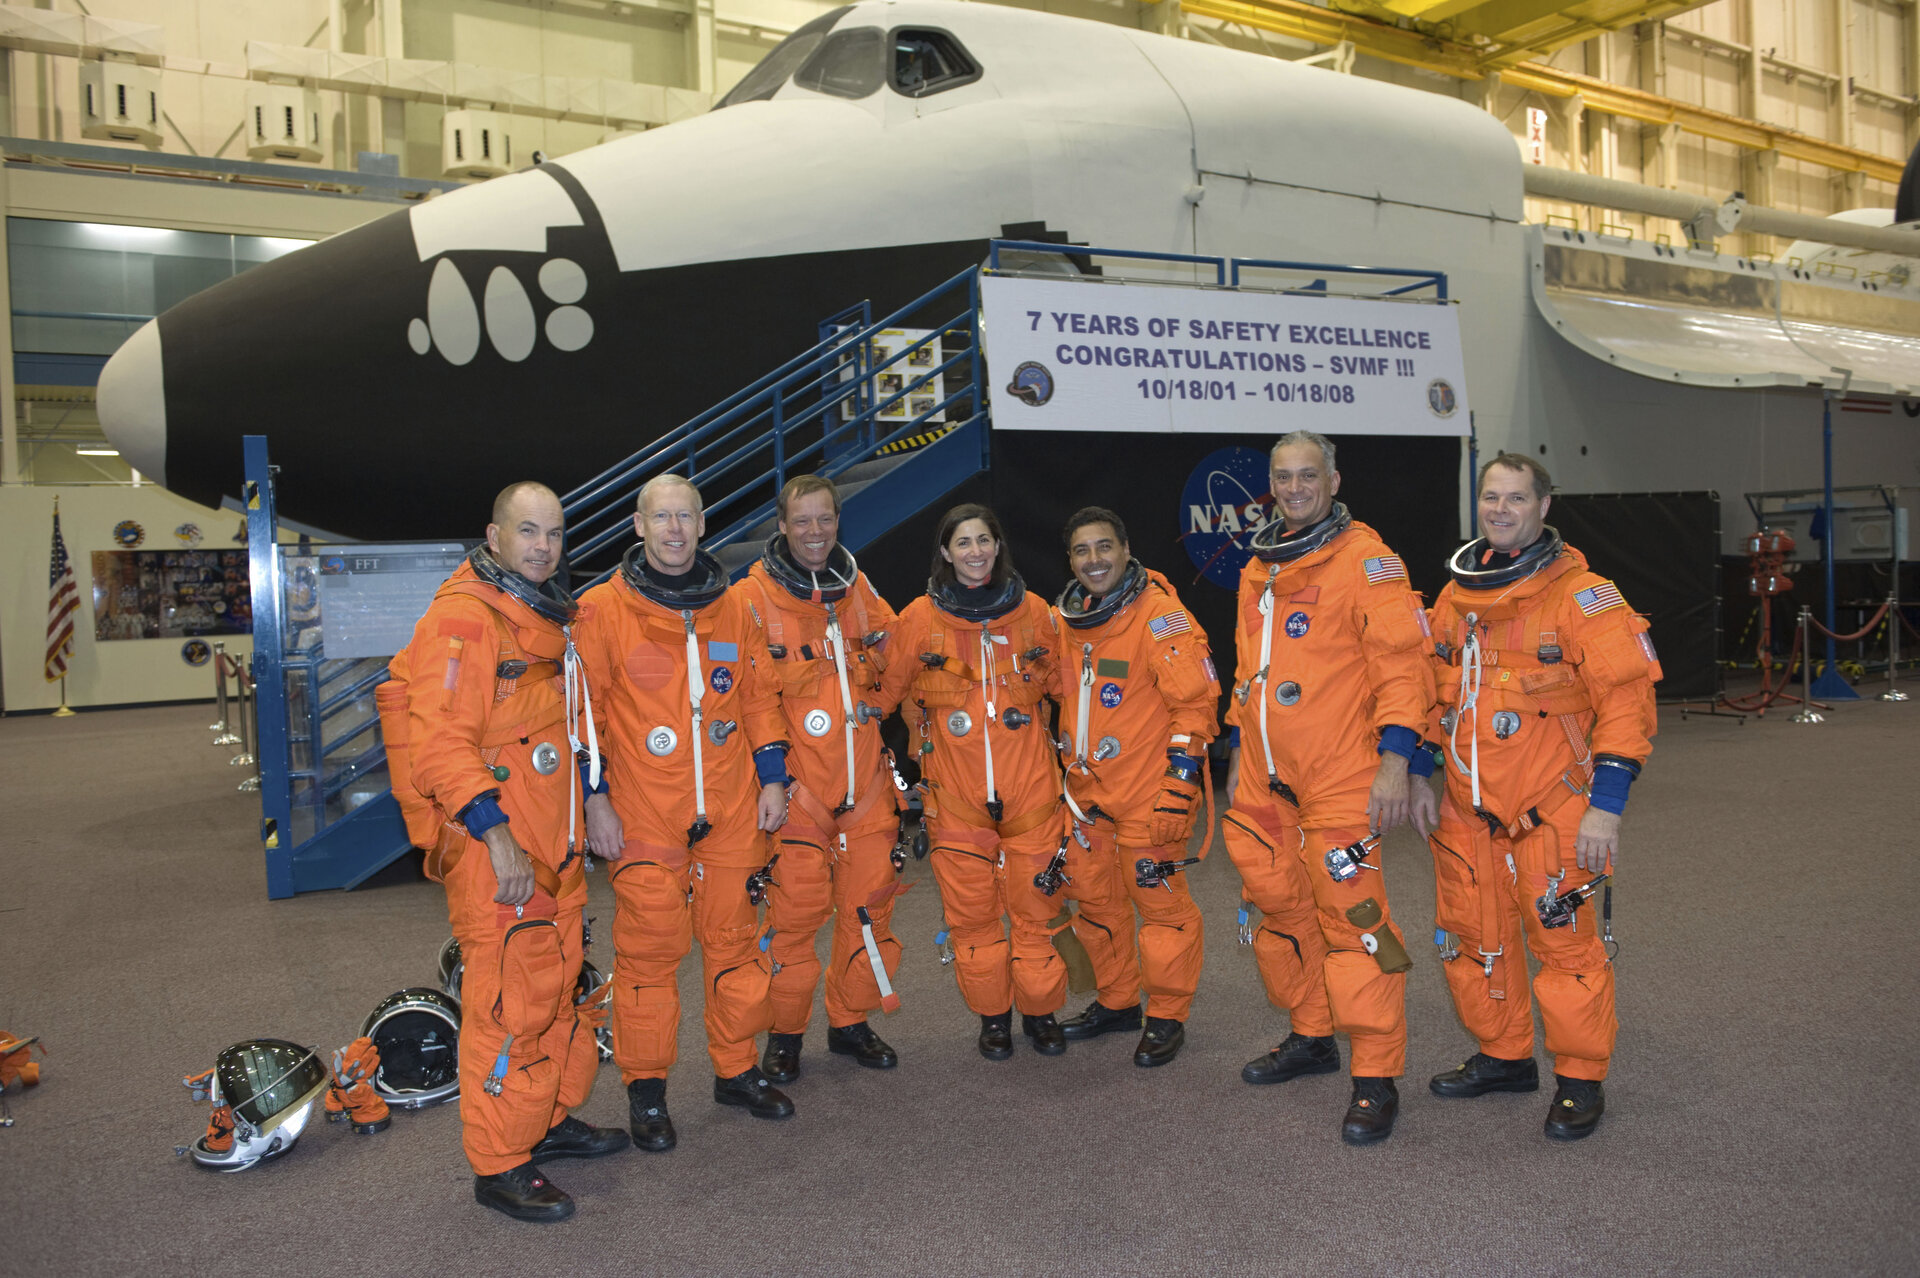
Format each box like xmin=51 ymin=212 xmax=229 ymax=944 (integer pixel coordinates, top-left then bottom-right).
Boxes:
xmin=988 ymin=239 xmax=1229 ymax=286
xmin=561 ymin=263 xmax=985 ymax=576
xmin=1230 ymin=257 xmax=1448 ymax=300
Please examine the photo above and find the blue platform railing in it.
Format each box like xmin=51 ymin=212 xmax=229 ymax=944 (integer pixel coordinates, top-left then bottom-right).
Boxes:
xmin=561 ymin=265 xmax=986 ymax=579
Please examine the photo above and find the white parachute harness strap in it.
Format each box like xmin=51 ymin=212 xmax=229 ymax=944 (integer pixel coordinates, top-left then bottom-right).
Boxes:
xmin=978 ymin=626 xmax=999 ymax=808
xmin=825 ymin=602 xmax=859 ymax=810
xmin=1254 ymin=566 xmax=1281 ymax=789
xmin=1073 ymin=642 xmax=1094 ymax=771
xmin=683 ymin=611 xmax=707 ymax=825
xmin=562 ymin=624 xmax=600 ymax=854
xmin=856 ymin=905 xmax=901 ymax=1012
xmin=1448 ymin=612 xmax=1483 ymax=810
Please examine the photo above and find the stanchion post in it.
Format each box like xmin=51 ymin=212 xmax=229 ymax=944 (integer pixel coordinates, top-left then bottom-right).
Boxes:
xmin=1881 ymin=590 xmax=1908 ymax=703
xmin=238 ymin=667 xmax=261 ymax=792
xmin=1792 ymin=607 xmax=1825 ymax=723
xmin=212 ymin=645 xmax=242 ymax=745
xmin=208 ymin=640 xmax=229 ymax=733
xmin=231 ymin=660 xmax=257 ymax=767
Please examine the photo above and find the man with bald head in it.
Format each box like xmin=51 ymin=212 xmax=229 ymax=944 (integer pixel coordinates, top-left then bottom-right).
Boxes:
xmin=574 ymin=474 xmax=794 ymax=1152
xmin=393 ymin=480 xmax=626 ymax=1223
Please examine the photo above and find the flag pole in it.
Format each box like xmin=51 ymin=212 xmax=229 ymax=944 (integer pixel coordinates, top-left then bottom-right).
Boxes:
xmin=52 ymin=675 xmax=74 ymax=718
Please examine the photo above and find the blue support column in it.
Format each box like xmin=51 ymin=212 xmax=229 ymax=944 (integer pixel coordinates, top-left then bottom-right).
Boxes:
xmin=244 ymin=435 xmax=300 ymax=896
xmin=1811 ymin=391 xmax=1860 ymax=701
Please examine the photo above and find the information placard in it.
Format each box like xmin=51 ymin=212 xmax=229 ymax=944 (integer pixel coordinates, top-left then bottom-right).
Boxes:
xmin=981 ymin=274 xmax=1470 ymax=437
xmin=293 ymin=544 xmax=470 ymax=660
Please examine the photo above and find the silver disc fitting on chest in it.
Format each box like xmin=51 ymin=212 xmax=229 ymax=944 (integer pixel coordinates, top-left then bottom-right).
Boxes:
xmin=947 ymin=709 xmax=972 ymax=736
xmin=803 ymin=708 xmax=833 ymax=738
xmin=708 ymin=719 xmax=737 ymax=746
xmin=646 ymin=726 xmax=678 ymax=757
xmin=1439 ymin=707 xmax=1459 ymax=734
xmin=530 ymin=742 xmax=561 ymax=775
xmin=1491 ymin=710 xmax=1522 ymax=740
xmin=1274 ymin=680 xmax=1302 ymax=706
xmin=1093 ymin=735 xmax=1121 ymax=762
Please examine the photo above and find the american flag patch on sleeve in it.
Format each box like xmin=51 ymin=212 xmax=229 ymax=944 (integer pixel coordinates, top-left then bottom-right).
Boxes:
xmin=1575 ymin=582 xmax=1626 ymax=616
xmin=1148 ymin=612 xmax=1192 ymax=641
xmin=1363 ymin=555 xmax=1408 ymax=584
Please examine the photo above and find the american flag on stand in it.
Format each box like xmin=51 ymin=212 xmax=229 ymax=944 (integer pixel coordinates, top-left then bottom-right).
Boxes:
xmin=45 ymin=500 xmax=78 ymax=681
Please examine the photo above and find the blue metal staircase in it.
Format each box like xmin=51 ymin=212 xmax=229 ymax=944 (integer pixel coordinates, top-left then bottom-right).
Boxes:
xmin=560 ymin=265 xmax=988 ymax=583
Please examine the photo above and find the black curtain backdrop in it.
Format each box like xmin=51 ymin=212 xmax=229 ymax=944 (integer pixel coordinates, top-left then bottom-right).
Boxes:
xmin=857 ymin=431 xmax=1463 ymax=667
xmin=1550 ymin=492 xmax=1720 ymax=701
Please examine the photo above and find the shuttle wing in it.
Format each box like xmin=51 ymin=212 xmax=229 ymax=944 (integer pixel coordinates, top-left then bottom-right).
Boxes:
xmin=1530 ymin=226 xmax=1920 ymax=395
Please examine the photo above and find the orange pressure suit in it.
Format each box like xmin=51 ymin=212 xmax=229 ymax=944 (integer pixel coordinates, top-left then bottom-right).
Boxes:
xmin=389 ymin=552 xmax=598 ymax=1176
xmin=741 ymin=540 xmax=906 ymax=1033
xmin=573 ymin=550 xmax=786 ymax=1082
xmin=1221 ymin=507 xmax=1435 ymax=1078
xmin=1426 ymin=536 xmax=1658 ymax=1081
xmin=1053 ymin=564 xmax=1219 ymax=1022
xmin=879 ymin=578 xmax=1067 ymax=1019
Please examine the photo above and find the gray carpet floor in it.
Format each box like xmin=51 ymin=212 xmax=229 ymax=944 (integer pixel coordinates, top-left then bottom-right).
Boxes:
xmin=2 ymin=692 xmax=1916 ymax=1276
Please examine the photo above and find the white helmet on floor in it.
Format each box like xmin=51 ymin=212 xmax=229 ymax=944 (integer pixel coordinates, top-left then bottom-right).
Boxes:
xmin=576 ymin=960 xmax=613 ymax=1062
xmin=361 ymin=988 xmax=461 ymax=1109
xmin=188 ymin=1039 xmax=328 ymax=1172
xmin=436 ymin=936 xmax=463 ymax=1001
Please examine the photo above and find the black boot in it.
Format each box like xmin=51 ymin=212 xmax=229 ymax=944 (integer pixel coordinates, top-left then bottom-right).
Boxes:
xmin=978 ymin=1012 xmax=1014 ymax=1061
xmin=626 ymin=1078 xmax=676 ymax=1153
xmin=762 ymin=1032 xmax=803 ymax=1084
xmin=713 ymin=1066 xmax=795 ymax=1119
xmin=1241 ymin=1032 xmax=1341 ymax=1085
xmin=1022 ymin=1013 xmax=1067 ymax=1056
xmin=1133 ymin=1017 xmax=1185 ymax=1068
xmin=531 ymin=1115 xmax=629 ymax=1162
xmin=1544 ymin=1075 xmax=1605 ymax=1141
xmin=1058 ymin=999 xmax=1144 ymax=1042
xmin=1429 ymin=1052 xmax=1540 ymax=1098
xmin=474 ymin=1162 xmax=574 ymax=1222
xmin=826 ymin=1021 xmax=898 ymax=1069
xmin=1341 ymin=1076 xmax=1399 ymax=1146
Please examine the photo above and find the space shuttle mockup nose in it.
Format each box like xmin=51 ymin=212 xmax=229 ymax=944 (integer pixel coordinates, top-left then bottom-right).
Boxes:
xmin=97 ymin=318 xmax=168 ymax=486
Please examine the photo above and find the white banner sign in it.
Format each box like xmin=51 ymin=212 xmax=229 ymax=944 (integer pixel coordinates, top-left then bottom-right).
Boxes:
xmin=981 ymin=274 xmax=1470 ymax=437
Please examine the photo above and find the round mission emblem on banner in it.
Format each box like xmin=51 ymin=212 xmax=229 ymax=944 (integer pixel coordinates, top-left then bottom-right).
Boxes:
xmin=1179 ymin=446 xmax=1276 ymax=591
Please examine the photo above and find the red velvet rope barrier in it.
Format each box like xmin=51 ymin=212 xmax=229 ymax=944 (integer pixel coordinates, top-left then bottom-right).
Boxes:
xmin=1804 ymin=602 xmax=1890 ymax=644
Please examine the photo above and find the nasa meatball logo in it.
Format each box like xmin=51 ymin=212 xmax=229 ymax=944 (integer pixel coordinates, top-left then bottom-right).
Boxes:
xmin=710 ymin=666 xmax=733 ymax=693
xmin=1427 ymin=378 xmax=1458 ymax=419
xmin=1007 ymin=361 xmax=1054 ymax=407
xmin=1099 ymin=682 xmax=1123 ymax=709
xmin=1180 ymin=446 xmax=1277 ymax=591
xmin=1285 ymin=611 xmax=1310 ymax=638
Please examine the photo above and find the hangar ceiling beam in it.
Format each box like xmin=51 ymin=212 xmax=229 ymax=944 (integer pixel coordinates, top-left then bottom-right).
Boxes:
xmin=1174 ymin=0 xmax=1906 ymax=184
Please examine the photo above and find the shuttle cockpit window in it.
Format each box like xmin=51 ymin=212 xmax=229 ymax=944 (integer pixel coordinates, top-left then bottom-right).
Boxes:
xmin=793 ymin=26 xmax=887 ymax=100
xmin=715 ymin=5 xmax=852 ymax=107
xmin=890 ymin=29 xmax=980 ymax=98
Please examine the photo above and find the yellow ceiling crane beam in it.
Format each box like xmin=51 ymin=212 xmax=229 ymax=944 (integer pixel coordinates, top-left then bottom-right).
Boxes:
xmin=1500 ymin=63 xmax=1904 ymax=184
xmin=1170 ymin=0 xmax=1906 ymax=184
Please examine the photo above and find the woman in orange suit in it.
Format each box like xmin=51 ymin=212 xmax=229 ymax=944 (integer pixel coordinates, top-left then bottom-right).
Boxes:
xmin=879 ymin=505 xmax=1069 ymax=1060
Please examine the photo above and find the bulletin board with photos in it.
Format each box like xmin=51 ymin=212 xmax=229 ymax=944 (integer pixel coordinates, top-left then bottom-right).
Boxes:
xmin=90 ymin=548 xmax=253 ymax=640
xmin=842 ymin=327 xmax=946 ymax=425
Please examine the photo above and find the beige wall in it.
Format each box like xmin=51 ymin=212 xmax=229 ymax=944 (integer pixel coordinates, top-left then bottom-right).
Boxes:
xmin=0 ymin=483 xmax=265 ymax=712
